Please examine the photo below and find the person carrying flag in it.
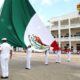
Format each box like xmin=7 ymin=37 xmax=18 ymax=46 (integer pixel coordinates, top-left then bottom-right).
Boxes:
xmin=51 ymin=40 xmax=61 ymax=63
xmin=55 ymin=49 xmax=61 ymax=63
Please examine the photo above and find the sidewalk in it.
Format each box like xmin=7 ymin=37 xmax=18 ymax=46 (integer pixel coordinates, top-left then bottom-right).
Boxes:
xmin=0 ymin=52 xmax=80 ymax=80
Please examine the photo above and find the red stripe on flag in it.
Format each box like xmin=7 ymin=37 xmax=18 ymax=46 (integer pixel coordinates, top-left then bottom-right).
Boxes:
xmin=50 ymin=40 xmax=60 ymax=51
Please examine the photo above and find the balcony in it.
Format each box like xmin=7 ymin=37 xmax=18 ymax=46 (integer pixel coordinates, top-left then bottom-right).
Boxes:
xmin=71 ymin=36 xmax=80 ymax=41
xmin=51 ymin=24 xmax=80 ymax=31
xmin=61 ymin=24 xmax=80 ymax=29
xmin=51 ymin=26 xmax=58 ymax=30
xmin=54 ymin=36 xmax=80 ymax=42
xmin=61 ymin=25 xmax=69 ymax=29
xmin=70 ymin=24 xmax=80 ymax=28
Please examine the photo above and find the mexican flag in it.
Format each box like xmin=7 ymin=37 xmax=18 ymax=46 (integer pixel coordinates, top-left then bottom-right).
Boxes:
xmin=0 ymin=0 xmax=59 ymax=51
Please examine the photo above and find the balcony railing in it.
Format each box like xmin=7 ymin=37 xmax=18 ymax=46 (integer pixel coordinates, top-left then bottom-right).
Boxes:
xmin=54 ymin=36 xmax=80 ymax=42
xmin=51 ymin=26 xmax=58 ymax=30
xmin=51 ymin=23 xmax=80 ymax=30
xmin=70 ymin=24 xmax=80 ymax=28
xmin=61 ymin=24 xmax=80 ymax=29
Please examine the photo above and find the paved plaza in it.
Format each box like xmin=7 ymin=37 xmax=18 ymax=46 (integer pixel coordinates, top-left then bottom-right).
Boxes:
xmin=0 ymin=52 xmax=80 ymax=80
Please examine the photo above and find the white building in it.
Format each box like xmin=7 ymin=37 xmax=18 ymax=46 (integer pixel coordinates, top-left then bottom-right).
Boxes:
xmin=49 ymin=12 xmax=80 ymax=52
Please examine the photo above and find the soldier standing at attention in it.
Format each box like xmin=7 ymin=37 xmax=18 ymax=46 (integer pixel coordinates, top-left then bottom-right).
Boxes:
xmin=0 ymin=38 xmax=12 ymax=79
xmin=67 ymin=47 xmax=72 ymax=62
xmin=44 ymin=48 xmax=50 ymax=65
xmin=55 ymin=49 xmax=61 ymax=63
xmin=25 ymin=45 xmax=32 ymax=70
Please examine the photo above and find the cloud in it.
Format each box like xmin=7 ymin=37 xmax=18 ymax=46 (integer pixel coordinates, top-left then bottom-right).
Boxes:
xmin=64 ymin=0 xmax=72 ymax=3
xmin=41 ymin=0 xmax=53 ymax=5
xmin=41 ymin=0 xmax=61 ymax=6
xmin=41 ymin=0 xmax=72 ymax=5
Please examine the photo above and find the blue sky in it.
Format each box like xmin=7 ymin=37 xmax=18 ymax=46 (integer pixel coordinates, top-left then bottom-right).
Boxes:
xmin=29 ymin=0 xmax=80 ymax=25
xmin=0 ymin=0 xmax=80 ymax=25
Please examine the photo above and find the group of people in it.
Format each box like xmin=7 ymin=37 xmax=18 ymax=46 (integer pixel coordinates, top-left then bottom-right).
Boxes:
xmin=0 ymin=38 xmax=33 ymax=79
xmin=25 ymin=45 xmax=72 ymax=69
xmin=0 ymin=38 xmax=72 ymax=79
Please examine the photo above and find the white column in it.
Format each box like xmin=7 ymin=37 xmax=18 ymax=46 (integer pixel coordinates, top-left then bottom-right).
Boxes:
xmin=58 ymin=20 xmax=61 ymax=47
xmin=68 ymin=18 xmax=71 ymax=49
xmin=48 ymin=21 xmax=52 ymax=32
xmin=49 ymin=23 xmax=52 ymax=32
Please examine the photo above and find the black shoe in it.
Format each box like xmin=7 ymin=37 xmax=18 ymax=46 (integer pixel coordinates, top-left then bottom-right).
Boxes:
xmin=5 ymin=76 xmax=8 ymax=78
xmin=56 ymin=62 xmax=60 ymax=63
xmin=1 ymin=76 xmax=8 ymax=79
xmin=25 ymin=68 xmax=31 ymax=70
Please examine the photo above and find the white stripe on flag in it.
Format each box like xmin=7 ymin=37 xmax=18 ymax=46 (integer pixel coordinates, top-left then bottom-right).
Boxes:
xmin=24 ymin=14 xmax=54 ymax=51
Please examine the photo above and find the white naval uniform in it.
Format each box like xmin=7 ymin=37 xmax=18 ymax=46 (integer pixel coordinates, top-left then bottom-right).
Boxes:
xmin=55 ymin=50 xmax=61 ymax=63
xmin=26 ymin=47 xmax=32 ymax=69
xmin=44 ymin=49 xmax=49 ymax=65
xmin=0 ymin=42 xmax=12 ymax=77
xmin=67 ymin=51 xmax=71 ymax=62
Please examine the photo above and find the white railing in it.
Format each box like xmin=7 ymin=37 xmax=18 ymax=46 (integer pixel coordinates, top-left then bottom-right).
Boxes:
xmin=71 ymin=36 xmax=80 ymax=41
xmin=70 ymin=24 xmax=80 ymax=28
xmin=54 ymin=36 xmax=80 ymax=41
xmin=61 ymin=24 xmax=80 ymax=28
xmin=51 ymin=23 xmax=80 ymax=30
xmin=61 ymin=25 xmax=69 ymax=29
xmin=51 ymin=26 xmax=58 ymax=30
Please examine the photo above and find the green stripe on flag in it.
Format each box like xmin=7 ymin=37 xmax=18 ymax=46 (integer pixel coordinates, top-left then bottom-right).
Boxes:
xmin=0 ymin=0 xmax=35 ymax=47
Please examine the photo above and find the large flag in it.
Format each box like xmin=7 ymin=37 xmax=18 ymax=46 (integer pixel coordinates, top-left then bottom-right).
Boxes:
xmin=0 ymin=0 xmax=59 ymax=51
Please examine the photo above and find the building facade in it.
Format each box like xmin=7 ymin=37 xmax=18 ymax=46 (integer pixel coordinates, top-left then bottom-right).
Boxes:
xmin=49 ymin=12 xmax=80 ymax=52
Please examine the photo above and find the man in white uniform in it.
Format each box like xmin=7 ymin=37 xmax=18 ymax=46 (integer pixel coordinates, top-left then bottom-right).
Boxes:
xmin=66 ymin=48 xmax=72 ymax=62
xmin=44 ymin=48 xmax=50 ymax=65
xmin=0 ymin=38 xmax=12 ymax=79
xmin=25 ymin=45 xmax=32 ymax=70
xmin=55 ymin=49 xmax=61 ymax=63
xmin=50 ymin=40 xmax=61 ymax=63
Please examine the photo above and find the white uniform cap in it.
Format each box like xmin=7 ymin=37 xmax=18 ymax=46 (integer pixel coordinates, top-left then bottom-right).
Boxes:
xmin=2 ymin=38 xmax=7 ymax=41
